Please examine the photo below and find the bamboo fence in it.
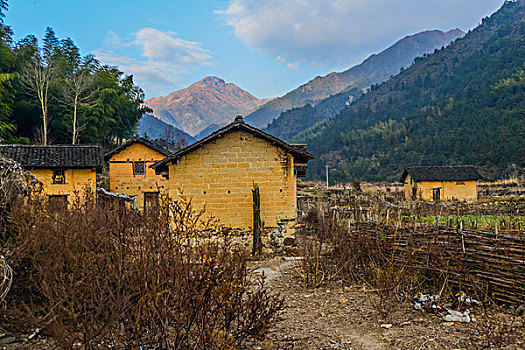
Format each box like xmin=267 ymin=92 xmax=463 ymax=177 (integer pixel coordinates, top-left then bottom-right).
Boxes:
xmin=352 ymin=222 xmax=525 ymax=306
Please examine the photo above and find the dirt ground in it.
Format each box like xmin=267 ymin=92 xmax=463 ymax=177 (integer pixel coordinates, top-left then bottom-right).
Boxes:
xmin=250 ymin=257 xmax=525 ymax=350
xmin=1 ymin=256 xmax=523 ymax=350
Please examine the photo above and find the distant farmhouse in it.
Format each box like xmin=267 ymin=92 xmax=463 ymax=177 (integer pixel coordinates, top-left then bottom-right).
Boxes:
xmin=152 ymin=116 xmax=314 ymax=236
xmin=400 ymin=166 xmax=482 ymax=201
xmin=0 ymin=145 xmax=103 ymax=207
xmin=105 ymin=138 xmax=170 ymax=210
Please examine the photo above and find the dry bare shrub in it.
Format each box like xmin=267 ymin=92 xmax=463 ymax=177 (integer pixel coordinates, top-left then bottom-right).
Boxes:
xmin=5 ymin=193 xmax=283 ymax=349
xmin=0 ymin=155 xmax=40 ymax=244
xmin=297 ymin=205 xmax=443 ymax=316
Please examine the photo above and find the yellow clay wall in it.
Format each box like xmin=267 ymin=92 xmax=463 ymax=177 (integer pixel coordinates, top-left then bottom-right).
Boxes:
xmin=404 ymin=176 xmax=478 ymax=201
xmin=31 ymin=168 xmax=96 ymax=202
xmin=108 ymin=142 xmax=168 ymax=209
xmin=167 ymin=131 xmax=297 ymax=236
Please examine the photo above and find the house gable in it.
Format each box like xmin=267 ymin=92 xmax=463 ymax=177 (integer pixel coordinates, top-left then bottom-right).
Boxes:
xmin=152 ymin=116 xmax=314 ymax=177
xmin=106 ymin=140 xmax=169 ymax=210
xmin=165 ymin=128 xmax=298 ymax=234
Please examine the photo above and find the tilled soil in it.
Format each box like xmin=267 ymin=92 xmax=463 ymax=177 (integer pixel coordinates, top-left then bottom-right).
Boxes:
xmin=250 ymin=257 xmax=525 ymax=350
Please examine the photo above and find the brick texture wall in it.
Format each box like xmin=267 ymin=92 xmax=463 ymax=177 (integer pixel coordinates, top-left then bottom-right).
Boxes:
xmin=32 ymin=168 xmax=96 ymax=202
xmin=108 ymin=143 xmax=169 ymax=209
xmin=167 ymin=131 xmax=297 ymax=236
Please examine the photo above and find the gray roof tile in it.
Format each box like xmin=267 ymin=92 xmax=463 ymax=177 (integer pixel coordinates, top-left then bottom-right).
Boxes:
xmin=0 ymin=145 xmax=104 ymax=169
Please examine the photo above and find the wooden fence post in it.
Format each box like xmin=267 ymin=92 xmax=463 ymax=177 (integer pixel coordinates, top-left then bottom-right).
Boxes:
xmin=252 ymin=184 xmax=262 ymax=255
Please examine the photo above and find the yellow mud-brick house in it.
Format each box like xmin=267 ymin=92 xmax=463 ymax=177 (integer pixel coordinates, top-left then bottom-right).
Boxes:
xmin=152 ymin=116 xmax=314 ymax=236
xmin=400 ymin=166 xmax=482 ymax=201
xmin=105 ymin=137 xmax=171 ymax=210
xmin=0 ymin=144 xmax=103 ymax=207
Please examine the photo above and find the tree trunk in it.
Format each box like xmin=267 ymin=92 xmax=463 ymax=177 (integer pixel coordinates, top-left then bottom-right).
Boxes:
xmin=72 ymin=94 xmax=78 ymax=144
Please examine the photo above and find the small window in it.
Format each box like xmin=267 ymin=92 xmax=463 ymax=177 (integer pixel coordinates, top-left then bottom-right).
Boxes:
xmin=52 ymin=170 xmax=66 ymax=184
xmin=133 ymin=161 xmax=146 ymax=176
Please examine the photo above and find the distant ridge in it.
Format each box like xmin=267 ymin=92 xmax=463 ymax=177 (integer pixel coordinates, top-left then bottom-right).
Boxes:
xmin=294 ymin=0 xmax=525 ymax=181
xmin=144 ymin=77 xmax=273 ymax=136
xmin=247 ymin=29 xmax=465 ymax=129
xmin=138 ymin=114 xmax=196 ymax=144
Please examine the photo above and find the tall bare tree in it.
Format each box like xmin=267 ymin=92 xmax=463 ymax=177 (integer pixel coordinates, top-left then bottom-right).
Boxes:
xmin=21 ymin=57 xmax=55 ymax=145
xmin=59 ymin=70 xmax=96 ymax=144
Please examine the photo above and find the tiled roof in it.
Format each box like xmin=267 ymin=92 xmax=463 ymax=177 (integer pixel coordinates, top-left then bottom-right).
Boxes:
xmin=151 ymin=116 xmax=314 ymax=172
xmin=104 ymin=137 xmax=171 ymax=161
xmin=0 ymin=144 xmax=104 ymax=169
xmin=400 ymin=166 xmax=482 ymax=183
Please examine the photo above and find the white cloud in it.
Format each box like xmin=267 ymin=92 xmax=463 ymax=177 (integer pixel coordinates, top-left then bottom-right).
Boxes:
xmin=275 ymin=55 xmax=300 ymax=70
xmin=218 ymin=0 xmax=503 ymax=66
xmin=94 ymin=29 xmax=212 ymax=97
xmin=133 ymin=28 xmax=211 ymax=64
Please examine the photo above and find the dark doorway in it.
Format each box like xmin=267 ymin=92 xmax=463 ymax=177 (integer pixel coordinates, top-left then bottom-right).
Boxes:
xmin=144 ymin=192 xmax=160 ymax=213
xmin=412 ymin=187 xmax=417 ymax=200
xmin=433 ymin=188 xmax=441 ymax=201
xmin=48 ymin=195 xmax=68 ymax=211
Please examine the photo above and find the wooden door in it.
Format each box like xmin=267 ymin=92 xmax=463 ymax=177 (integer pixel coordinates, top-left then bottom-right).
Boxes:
xmin=144 ymin=192 xmax=160 ymax=212
xmin=433 ymin=188 xmax=441 ymax=201
xmin=48 ymin=195 xmax=68 ymax=211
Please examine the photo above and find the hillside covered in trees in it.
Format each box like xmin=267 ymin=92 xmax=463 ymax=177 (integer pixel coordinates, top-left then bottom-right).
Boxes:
xmin=0 ymin=1 xmax=147 ymax=147
xmin=294 ymin=0 xmax=525 ymax=182
xmin=248 ymin=29 xmax=464 ymax=129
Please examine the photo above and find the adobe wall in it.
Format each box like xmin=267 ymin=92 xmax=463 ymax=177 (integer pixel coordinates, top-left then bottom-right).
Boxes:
xmin=167 ymin=131 xmax=297 ymax=237
xmin=31 ymin=168 xmax=96 ymax=202
xmin=415 ymin=180 xmax=478 ymax=201
xmin=108 ymin=143 xmax=168 ymax=209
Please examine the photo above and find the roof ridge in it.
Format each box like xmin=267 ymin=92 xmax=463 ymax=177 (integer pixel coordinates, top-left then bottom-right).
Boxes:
xmin=151 ymin=116 xmax=314 ymax=171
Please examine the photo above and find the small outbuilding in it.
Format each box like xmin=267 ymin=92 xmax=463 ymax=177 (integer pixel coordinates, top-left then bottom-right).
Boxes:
xmin=152 ymin=116 xmax=314 ymax=236
xmin=105 ymin=137 xmax=171 ymax=210
xmin=0 ymin=144 xmax=103 ymax=206
xmin=400 ymin=166 xmax=482 ymax=201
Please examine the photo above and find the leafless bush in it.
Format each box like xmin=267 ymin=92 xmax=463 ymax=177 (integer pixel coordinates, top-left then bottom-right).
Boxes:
xmin=0 ymin=155 xmax=40 ymax=244
xmin=5 ymin=193 xmax=283 ymax=349
xmin=296 ymin=205 xmax=448 ymax=316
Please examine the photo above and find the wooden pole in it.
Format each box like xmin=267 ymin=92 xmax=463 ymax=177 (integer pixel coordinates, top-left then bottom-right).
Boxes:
xmin=252 ymin=184 xmax=262 ymax=255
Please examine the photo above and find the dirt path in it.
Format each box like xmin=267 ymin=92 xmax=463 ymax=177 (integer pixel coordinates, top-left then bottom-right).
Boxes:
xmin=250 ymin=257 xmax=524 ymax=350
xmin=251 ymin=257 xmax=386 ymax=350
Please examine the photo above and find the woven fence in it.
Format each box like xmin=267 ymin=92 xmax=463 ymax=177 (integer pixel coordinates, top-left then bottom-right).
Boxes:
xmin=352 ymin=222 xmax=525 ymax=306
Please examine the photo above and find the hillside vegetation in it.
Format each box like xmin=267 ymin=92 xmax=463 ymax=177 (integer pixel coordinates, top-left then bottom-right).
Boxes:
xmin=295 ymin=0 xmax=525 ymax=182
xmin=264 ymin=87 xmax=361 ymax=141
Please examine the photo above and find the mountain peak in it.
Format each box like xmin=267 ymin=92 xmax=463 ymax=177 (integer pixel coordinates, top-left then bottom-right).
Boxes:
xmin=145 ymin=77 xmax=269 ymax=136
xmin=194 ymin=76 xmax=226 ymax=86
xmin=446 ymin=28 xmax=465 ymax=35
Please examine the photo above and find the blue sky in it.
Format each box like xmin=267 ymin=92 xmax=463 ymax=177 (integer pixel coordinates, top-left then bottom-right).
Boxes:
xmin=6 ymin=0 xmax=504 ymax=99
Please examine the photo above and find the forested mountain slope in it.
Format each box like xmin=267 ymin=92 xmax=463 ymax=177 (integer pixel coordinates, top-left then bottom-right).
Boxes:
xmin=294 ymin=0 xmax=525 ymax=182
xmin=247 ymin=29 xmax=464 ymax=129
xmin=263 ymin=87 xmax=361 ymax=141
